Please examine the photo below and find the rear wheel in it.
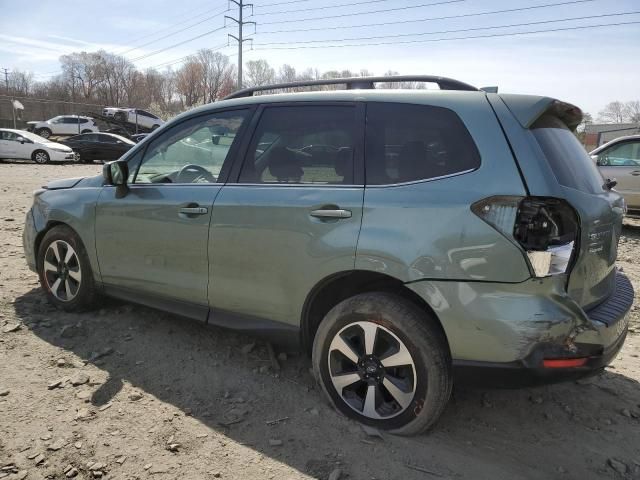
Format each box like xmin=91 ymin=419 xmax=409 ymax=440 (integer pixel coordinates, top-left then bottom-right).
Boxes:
xmin=32 ymin=150 xmax=50 ymax=164
xmin=36 ymin=128 xmax=51 ymax=139
xmin=312 ymin=292 xmax=452 ymax=436
xmin=37 ymin=225 xmax=99 ymax=312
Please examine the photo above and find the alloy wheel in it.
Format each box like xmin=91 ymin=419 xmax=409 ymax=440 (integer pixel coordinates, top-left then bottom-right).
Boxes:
xmin=73 ymin=152 xmax=81 ymax=163
xmin=34 ymin=152 xmax=49 ymax=164
xmin=328 ymin=321 xmax=416 ymax=420
xmin=43 ymin=240 xmax=82 ymax=302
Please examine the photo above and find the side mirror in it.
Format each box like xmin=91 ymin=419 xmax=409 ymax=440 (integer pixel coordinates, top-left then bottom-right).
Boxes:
xmin=103 ymin=160 xmax=129 ymax=195
xmin=16 ymin=136 xmax=25 ymax=144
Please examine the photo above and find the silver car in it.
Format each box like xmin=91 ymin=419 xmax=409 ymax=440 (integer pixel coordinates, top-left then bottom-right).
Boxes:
xmin=591 ymin=135 xmax=640 ymax=215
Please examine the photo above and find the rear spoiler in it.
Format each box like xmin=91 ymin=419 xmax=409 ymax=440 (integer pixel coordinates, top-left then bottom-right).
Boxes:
xmin=497 ymin=94 xmax=583 ymax=132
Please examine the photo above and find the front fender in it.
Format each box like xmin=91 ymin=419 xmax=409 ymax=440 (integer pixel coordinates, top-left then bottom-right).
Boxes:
xmin=31 ymin=186 xmax=103 ymax=282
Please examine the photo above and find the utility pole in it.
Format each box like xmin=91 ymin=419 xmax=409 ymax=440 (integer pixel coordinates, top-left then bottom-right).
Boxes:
xmin=225 ymin=0 xmax=255 ymax=90
xmin=3 ymin=68 xmax=16 ymax=128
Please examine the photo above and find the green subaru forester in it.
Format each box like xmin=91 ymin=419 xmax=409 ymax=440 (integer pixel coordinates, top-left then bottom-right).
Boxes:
xmin=23 ymin=76 xmax=634 ymax=435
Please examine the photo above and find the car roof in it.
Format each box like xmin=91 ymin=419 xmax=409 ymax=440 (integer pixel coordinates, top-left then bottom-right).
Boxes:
xmin=590 ymin=134 xmax=640 ymax=154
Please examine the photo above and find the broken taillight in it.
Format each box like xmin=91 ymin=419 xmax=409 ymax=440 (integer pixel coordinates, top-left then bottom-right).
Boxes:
xmin=472 ymin=196 xmax=579 ymax=278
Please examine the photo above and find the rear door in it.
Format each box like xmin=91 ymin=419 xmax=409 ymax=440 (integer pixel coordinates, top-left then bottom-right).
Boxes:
xmin=208 ymin=103 xmax=365 ymax=327
xmin=0 ymin=131 xmax=16 ymax=158
xmin=596 ymin=140 xmax=640 ymax=210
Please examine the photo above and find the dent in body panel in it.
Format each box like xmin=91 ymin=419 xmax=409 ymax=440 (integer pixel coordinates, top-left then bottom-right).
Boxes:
xmin=407 ymin=277 xmax=597 ymax=363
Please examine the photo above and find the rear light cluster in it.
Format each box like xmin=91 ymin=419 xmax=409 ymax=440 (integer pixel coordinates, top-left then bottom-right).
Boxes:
xmin=472 ymin=196 xmax=579 ymax=278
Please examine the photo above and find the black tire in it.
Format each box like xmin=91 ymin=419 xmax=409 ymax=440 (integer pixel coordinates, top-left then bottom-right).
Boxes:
xmin=312 ymin=292 xmax=452 ymax=436
xmin=32 ymin=150 xmax=50 ymax=164
xmin=81 ymin=129 xmax=92 ymax=134
xmin=36 ymin=128 xmax=52 ymax=139
xmin=37 ymin=225 xmax=100 ymax=312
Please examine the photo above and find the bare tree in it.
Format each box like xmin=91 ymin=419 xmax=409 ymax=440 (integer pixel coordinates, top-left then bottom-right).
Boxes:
xmin=244 ymin=59 xmax=275 ymax=88
xmin=598 ymin=101 xmax=627 ymax=123
xmin=176 ymin=58 xmax=204 ymax=107
xmin=624 ymin=101 xmax=640 ymax=123
xmin=197 ymin=49 xmax=233 ymax=103
xmin=7 ymin=70 xmax=34 ymax=96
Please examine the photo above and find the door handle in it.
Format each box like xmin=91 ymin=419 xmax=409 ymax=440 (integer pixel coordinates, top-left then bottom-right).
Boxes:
xmin=310 ymin=208 xmax=352 ymax=219
xmin=631 ymin=170 xmax=640 ymax=176
xmin=179 ymin=206 xmax=208 ymax=215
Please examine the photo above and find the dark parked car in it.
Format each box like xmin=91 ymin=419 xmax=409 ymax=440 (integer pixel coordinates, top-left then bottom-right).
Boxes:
xmin=60 ymin=133 xmax=135 ymax=163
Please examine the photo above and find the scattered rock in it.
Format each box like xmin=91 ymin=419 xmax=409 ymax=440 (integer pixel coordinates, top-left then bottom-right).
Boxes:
xmin=76 ymin=390 xmax=92 ymax=402
xmin=56 ymin=358 xmax=66 ymax=367
xmin=33 ymin=453 xmax=45 ymax=465
xmin=621 ymin=408 xmax=632 ymax=418
xmin=0 ymin=388 xmax=9 ymax=397
xmin=115 ymin=456 xmax=127 ymax=465
xmin=328 ymin=468 xmax=343 ymax=480
xmin=259 ymin=365 xmax=270 ymax=374
xmin=361 ymin=425 xmax=383 ymax=439
xmin=482 ymin=394 xmax=493 ymax=408
xmin=70 ymin=372 xmax=89 ymax=386
xmin=529 ymin=395 xmax=543 ymax=404
xmin=16 ymin=471 xmax=28 ymax=480
xmin=74 ymin=442 xmax=82 ymax=449
xmin=48 ymin=439 xmax=66 ymax=451
xmin=308 ymin=408 xmax=320 ymax=416
xmin=240 ymin=343 xmax=255 ymax=355
xmin=268 ymin=439 xmax=283 ymax=447
xmin=89 ymin=347 xmax=114 ymax=362
xmin=75 ymin=407 xmax=94 ymax=421
xmin=277 ymin=352 xmax=287 ymax=362
xmin=143 ymin=464 xmax=152 ymax=470
xmin=128 ymin=391 xmax=143 ymax=401
xmin=66 ymin=467 xmax=79 ymax=478
xmin=48 ymin=378 xmax=65 ymax=390
xmin=2 ymin=323 xmax=21 ymax=333
xmin=98 ymin=403 xmax=112 ymax=412
xmin=149 ymin=465 xmax=169 ymax=474
xmin=607 ymin=458 xmax=628 ymax=475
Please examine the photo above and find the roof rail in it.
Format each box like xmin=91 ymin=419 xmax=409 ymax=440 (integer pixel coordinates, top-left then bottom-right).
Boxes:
xmin=223 ymin=75 xmax=478 ymax=100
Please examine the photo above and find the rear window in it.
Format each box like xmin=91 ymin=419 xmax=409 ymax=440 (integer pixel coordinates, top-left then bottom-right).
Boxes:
xmin=365 ymin=102 xmax=480 ymax=185
xmin=531 ymin=114 xmax=604 ymax=194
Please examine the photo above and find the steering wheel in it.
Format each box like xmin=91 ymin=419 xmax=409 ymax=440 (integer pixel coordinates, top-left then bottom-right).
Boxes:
xmin=176 ymin=164 xmax=215 ymax=183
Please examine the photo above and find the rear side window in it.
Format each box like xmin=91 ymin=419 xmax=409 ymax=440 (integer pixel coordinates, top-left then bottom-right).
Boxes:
xmin=239 ymin=105 xmax=356 ymax=184
xmin=531 ymin=114 xmax=604 ymax=194
xmin=365 ymin=102 xmax=480 ymax=185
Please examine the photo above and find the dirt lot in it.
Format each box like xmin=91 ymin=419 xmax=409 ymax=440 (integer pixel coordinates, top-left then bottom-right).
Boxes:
xmin=1 ymin=161 xmax=639 ymax=480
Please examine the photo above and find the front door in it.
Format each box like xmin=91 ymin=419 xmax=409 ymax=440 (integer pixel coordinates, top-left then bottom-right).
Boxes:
xmin=0 ymin=131 xmax=17 ymax=158
xmin=209 ymin=104 xmax=365 ymax=327
xmin=597 ymin=139 xmax=640 ymax=210
xmin=95 ymin=108 xmax=251 ymax=318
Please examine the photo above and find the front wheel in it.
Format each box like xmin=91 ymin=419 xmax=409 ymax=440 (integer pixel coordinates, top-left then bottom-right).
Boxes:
xmin=36 ymin=128 xmax=52 ymax=139
xmin=32 ymin=150 xmax=50 ymax=164
xmin=312 ymin=292 xmax=452 ymax=436
xmin=37 ymin=225 xmax=100 ymax=312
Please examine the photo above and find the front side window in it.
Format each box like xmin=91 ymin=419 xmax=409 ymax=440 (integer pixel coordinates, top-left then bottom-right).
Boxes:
xmin=239 ymin=105 xmax=356 ymax=184
xmin=134 ymin=109 xmax=249 ymax=184
xmin=597 ymin=141 xmax=640 ymax=166
xmin=1 ymin=131 xmax=18 ymax=141
xmin=365 ymin=102 xmax=481 ymax=185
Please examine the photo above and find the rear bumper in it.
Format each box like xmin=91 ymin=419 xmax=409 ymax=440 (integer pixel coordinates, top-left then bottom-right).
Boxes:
xmin=452 ymin=271 xmax=633 ymax=388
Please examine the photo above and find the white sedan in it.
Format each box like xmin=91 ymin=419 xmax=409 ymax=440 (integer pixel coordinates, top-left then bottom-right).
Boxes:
xmin=0 ymin=129 xmax=74 ymax=163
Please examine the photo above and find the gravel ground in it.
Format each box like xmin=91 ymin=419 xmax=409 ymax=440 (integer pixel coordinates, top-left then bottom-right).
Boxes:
xmin=1 ymin=161 xmax=639 ymax=480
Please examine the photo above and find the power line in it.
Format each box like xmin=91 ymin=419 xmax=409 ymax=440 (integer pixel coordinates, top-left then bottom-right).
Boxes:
xmin=252 ymin=19 xmax=640 ymax=50
xmin=129 ymin=26 xmax=227 ymax=62
xmin=144 ymin=43 xmax=230 ymax=70
xmin=254 ymin=0 xmax=313 ymax=7
xmin=255 ymin=0 xmax=596 ymax=35
xmin=257 ymin=0 xmax=464 ymax=26
xmin=256 ymin=11 xmax=640 ymax=46
xmin=119 ymin=6 xmax=230 ymax=55
xmin=251 ymin=0 xmax=403 ymax=16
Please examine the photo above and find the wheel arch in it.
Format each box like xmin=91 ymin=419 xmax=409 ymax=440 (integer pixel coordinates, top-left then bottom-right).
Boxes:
xmin=300 ymin=270 xmax=449 ymax=354
xmin=34 ymin=221 xmax=71 ymax=262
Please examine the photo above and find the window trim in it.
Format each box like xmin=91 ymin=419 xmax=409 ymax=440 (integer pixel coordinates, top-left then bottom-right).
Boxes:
xmin=363 ymin=101 xmax=482 ymax=187
xmin=227 ymin=101 xmax=366 ymax=187
xmin=129 ymin=105 xmax=256 ymax=186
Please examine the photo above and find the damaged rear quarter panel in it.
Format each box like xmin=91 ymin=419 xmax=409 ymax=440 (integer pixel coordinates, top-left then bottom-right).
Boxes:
xmin=406 ymin=276 xmax=598 ymax=363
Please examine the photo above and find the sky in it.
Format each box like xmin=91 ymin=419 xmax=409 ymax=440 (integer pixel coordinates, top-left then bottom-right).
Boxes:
xmin=0 ymin=0 xmax=639 ymax=117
